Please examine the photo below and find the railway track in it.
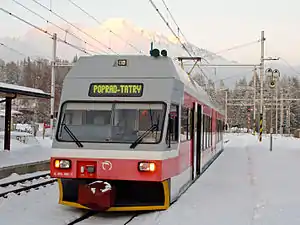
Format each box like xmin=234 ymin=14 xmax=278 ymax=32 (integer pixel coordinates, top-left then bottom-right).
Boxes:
xmin=66 ymin=211 xmax=139 ymax=225
xmin=65 ymin=149 xmax=225 ymax=225
xmin=0 ymin=172 xmax=57 ymax=198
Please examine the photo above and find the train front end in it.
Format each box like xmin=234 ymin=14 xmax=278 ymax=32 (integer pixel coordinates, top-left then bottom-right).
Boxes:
xmin=50 ymin=55 xmax=182 ymax=211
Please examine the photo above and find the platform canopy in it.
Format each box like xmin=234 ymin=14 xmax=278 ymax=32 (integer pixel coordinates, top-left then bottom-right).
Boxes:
xmin=0 ymin=82 xmax=51 ymax=151
xmin=0 ymin=82 xmax=51 ymax=99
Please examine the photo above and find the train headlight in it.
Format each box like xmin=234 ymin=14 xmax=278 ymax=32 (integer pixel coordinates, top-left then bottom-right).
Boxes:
xmin=138 ymin=162 xmax=156 ymax=172
xmin=54 ymin=159 xmax=71 ymax=169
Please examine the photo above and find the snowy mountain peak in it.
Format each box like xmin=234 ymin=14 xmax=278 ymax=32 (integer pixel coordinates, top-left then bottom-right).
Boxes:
xmin=0 ymin=18 xmax=261 ymax=87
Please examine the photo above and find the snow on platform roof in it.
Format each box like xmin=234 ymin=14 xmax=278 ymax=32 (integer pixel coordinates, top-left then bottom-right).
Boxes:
xmin=0 ymin=82 xmax=51 ymax=99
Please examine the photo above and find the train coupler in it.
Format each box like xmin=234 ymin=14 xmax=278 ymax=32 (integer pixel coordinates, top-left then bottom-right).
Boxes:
xmin=78 ymin=181 xmax=115 ymax=211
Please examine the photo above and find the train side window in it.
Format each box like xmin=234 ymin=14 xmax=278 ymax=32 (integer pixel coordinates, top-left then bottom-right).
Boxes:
xmin=218 ymin=119 xmax=221 ymax=142
xmin=221 ymin=121 xmax=224 ymax=133
xmin=204 ymin=115 xmax=206 ymax=148
xmin=207 ymin=116 xmax=210 ymax=147
xmin=220 ymin=120 xmax=222 ymax=141
xmin=210 ymin=117 xmax=212 ymax=146
xmin=219 ymin=120 xmax=221 ymax=141
xmin=201 ymin=114 xmax=204 ymax=150
xmin=219 ymin=120 xmax=221 ymax=142
xmin=189 ymin=108 xmax=193 ymax=139
xmin=211 ymin=117 xmax=213 ymax=146
xmin=166 ymin=104 xmax=179 ymax=145
xmin=216 ymin=119 xmax=218 ymax=142
xmin=209 ymin=117 xmax=212 ymax=147
xmin=221 ymin=120 xmax=223 ymax=138
xmin=207 ymin=116 xmax=209 ymax=147
xmin=217 ymin=120 xmax=220 ymax=142
xmin=203 ymin=114 xmax=207 ymax=150
xmin=180 ymin=106 xmax=190 ymax=142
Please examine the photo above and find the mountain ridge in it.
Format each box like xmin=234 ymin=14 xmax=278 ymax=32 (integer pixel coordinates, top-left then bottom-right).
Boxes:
xmin=0 ymin=18 xmax=298 ymax=88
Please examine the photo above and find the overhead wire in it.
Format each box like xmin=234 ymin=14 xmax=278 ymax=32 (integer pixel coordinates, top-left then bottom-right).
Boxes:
xmin=12 ymin=0 xmax=108 ymax=54
xmin=0 ymin=42 xmax=27 ymax=58
xmin=154 ymin=0 xmax=220 ymax=102
xmin=160 ymin=0 xmax=196 ymax=55
xmin=156 ymin=0 xmax=263 ymax=110
xmin=30 ymin=0 xmax=118 ymax=54
xmin=279 ymin=57 xmax=300 ymax=76
xmin=212 ymin=70 xmax=254 ymax=83
xmin=202 ymin=39 xmax=261 ymax=59
xmin=0 ymin=7 xmax=92 ymax=55
xmin=159 ymin=0 xmax=261 ymax=79
xmin=65 ymin=0 xmax=145 ymax=55
xmin=160 ymin=0 xmax=219 ymax=80
xmin=148 ymin=0 xmax=209 ymax=82
xmin=148 ymin=0 xmax=194 ymax=58
xmin=0 ymin=41 xmax=51 ymax=61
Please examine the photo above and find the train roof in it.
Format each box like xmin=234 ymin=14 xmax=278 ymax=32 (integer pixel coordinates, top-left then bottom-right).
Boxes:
xmin=66 ymin=55 xmax=223 ymax=114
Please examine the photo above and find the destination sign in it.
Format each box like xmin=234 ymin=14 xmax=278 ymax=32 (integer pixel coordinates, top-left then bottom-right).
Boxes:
xmin=88 ymin=83 xmax=144 ymax=97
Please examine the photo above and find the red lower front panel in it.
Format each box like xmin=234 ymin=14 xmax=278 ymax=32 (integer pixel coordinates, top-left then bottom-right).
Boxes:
xmin=51 ymin=158 xmax=164 ymax=182
xmin=51 ymin=142 xmax=193 ymax=182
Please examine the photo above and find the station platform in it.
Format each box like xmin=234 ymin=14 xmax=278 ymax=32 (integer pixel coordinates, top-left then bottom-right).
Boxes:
xmin=0 ymin=133 xmax=231 ymax=180
xmin=0 ymin=136 xmax=52 ymax=179
xmin=130 ymin=133 xmax=300 ymax=225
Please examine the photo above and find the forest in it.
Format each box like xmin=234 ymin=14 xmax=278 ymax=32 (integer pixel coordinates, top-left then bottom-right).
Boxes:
xmin=0 ymin=56 xmax=76 ymax=125
xmin=211 ymin=70 xmax=300 ymax=134
xmin=0 ymin=56 xmax=299 ymax=134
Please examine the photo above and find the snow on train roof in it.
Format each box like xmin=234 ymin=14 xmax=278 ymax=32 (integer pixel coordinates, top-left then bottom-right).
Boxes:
xmin=68 ymin=55 xmax=217 ymax=110
xmin=171 ymin=60 xmax=215 ymax=108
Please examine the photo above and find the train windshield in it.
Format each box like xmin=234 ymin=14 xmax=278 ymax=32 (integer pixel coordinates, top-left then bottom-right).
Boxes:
xmin=57 ymin=102 xmax=166 ymax=144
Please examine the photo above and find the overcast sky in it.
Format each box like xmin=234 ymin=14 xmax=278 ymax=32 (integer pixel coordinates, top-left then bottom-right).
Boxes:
xmin=0 ymin=0 xmax=299 ymax=65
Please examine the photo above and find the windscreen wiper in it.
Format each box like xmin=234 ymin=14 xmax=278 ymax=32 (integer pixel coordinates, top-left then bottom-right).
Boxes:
xmin=62 ymin=123 xmax=84 ymax=148
xmin=129 ymin=124 xmax=158 ymax=149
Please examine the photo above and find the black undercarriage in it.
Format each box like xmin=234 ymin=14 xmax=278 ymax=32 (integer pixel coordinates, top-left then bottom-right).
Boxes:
xmin=60 ymin=179 xmax=166 ymax=207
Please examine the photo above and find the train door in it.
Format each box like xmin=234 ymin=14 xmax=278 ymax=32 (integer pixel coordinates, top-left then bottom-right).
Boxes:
xmin=191 ymin=103 xmax=196 ymax=180
xmin=212 ymin=110 xmax=216 ymax=152
xmin=192 ymin=103 xmax=202 ymax=179
xmin=196 ymin=104 xmax=202 ymax=176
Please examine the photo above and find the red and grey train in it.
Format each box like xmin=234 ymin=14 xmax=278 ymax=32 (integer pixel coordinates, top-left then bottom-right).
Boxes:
xmin=50 ymin=51 xmax=225 ymax=211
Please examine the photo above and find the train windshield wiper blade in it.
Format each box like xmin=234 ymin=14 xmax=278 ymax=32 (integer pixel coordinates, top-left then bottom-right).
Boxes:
xmin=130 ymin=124 xmax=157 ymax=149
xmin=63 ymin=124 xmax=83 ymax=148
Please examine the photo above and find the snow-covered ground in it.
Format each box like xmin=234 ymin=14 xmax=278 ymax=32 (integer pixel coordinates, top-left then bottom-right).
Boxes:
xmin=0 ymin=171 xmax=49 ymax=184
xmin=1 ymin=134 xmax=300 ymax=225
xmin=0 ymin=131 xmax=52 ymax=168
xmin=0 ymin=184 xmax=88 ymax=225
xmin=129 ymin=133 xmax=300 ymax=225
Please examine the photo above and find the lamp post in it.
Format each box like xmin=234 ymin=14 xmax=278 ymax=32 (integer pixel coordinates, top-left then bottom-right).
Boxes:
xmin=265 ymin=68 xmax=280 ymax=151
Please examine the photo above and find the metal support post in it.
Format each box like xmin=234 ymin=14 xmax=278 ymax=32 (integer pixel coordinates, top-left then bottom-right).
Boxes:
xmin=225 ymin=90 xmax=228 ymax=127
xmin=247 ymin=110 xmax=250 ymax=133
xmin=259 ymin=113 xmax=263 ymax=142
xmin=50 ymin=33 xmax=57 ymax=139
xmin=280 ymin=90 xmax=284 ymax=135
xmin=270 ymin=92 xmax=274 ymax=151
xmin=253 ymin=67 xmax=257 ymax=135
xmin=286 ymin=103 xmax=290 ymax=135
xmin=275 ymin=85 xmax=278 ymax=134
xmin=4 ymin=97 xmax=12 ymax=151
xmin=270 ymin=132 xmax=273 ymax=151
xmin=259 ymin=31 xmax=265 ymax=141
xmin=263 ymin=106 xmax=266 ymax=133
xmin=33 ymin=98 xmax=38 ymax=137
